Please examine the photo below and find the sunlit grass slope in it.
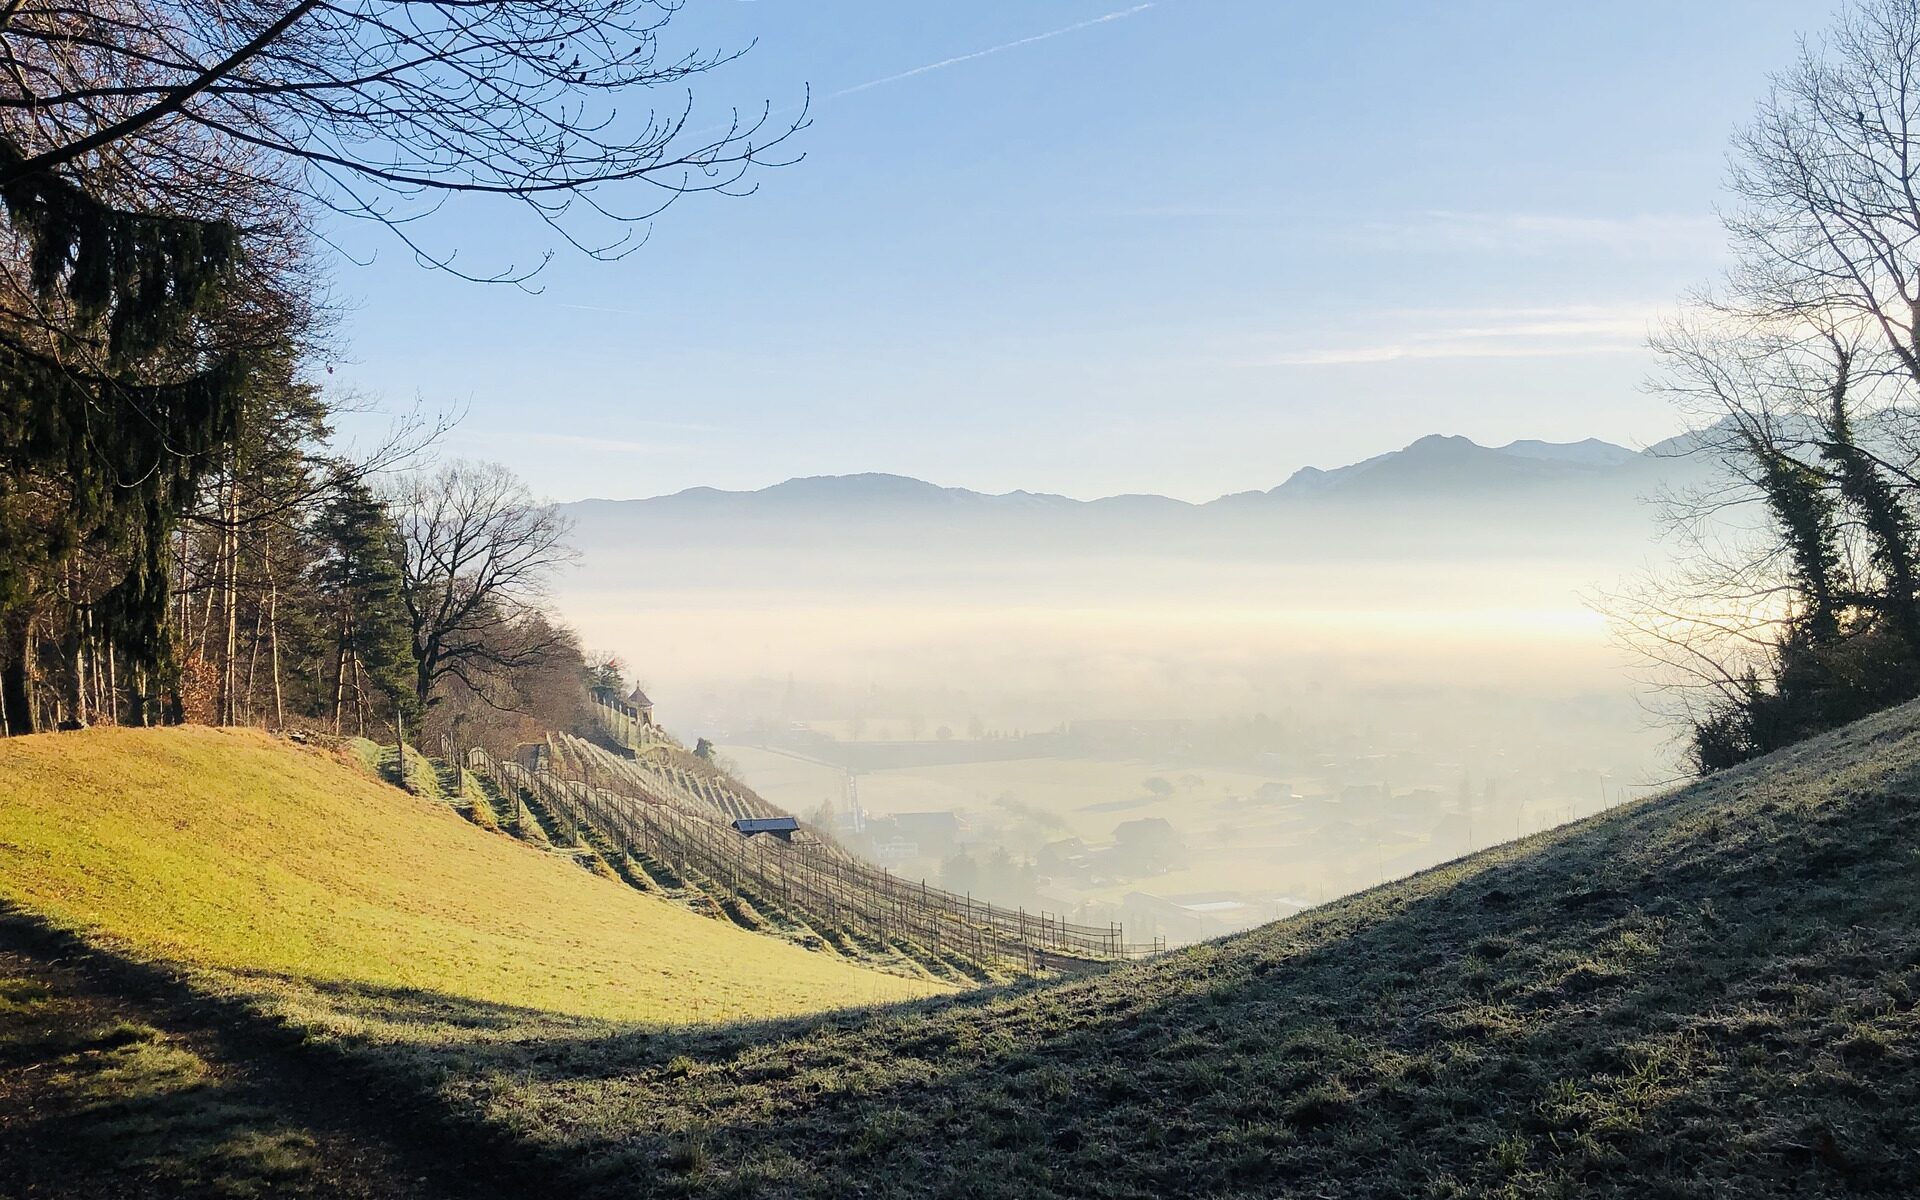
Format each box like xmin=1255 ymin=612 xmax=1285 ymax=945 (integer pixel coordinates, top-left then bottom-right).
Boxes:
xmin=0 ymin=727 xmax=939 ymax=1025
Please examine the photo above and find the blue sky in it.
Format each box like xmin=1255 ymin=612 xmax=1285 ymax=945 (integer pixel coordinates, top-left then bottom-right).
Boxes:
xmin=326 ymin=0 xmax=1821 ymax=502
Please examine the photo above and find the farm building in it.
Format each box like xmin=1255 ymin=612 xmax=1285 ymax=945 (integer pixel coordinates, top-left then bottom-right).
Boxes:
xmin=732 ymin=816 xmax=801 ymax=841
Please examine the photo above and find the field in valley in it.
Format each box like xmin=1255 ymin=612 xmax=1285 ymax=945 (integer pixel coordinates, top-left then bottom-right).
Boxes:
xmin=719 ymin=743 xmax=1626 ymax=940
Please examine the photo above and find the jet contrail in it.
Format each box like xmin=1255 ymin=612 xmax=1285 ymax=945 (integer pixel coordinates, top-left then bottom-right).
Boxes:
xmin=556 ymin=302 xmax=652 ymax=318
xmin=829 ymin=4 xmax=1156 ymax=99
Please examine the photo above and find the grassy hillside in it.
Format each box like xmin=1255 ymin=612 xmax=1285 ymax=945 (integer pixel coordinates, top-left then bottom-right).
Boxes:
xmin=8 ymin=703 xmax=1920 ymax=1197
xmin=0 ymin=726 xmax=940 ymax=1028
xmin=355 ymin=700 xmax=1920 ymax=1198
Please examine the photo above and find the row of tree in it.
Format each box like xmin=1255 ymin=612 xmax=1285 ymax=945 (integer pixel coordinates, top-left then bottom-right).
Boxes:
xmin=0 ymin=0 xmax=783 ymax=744
xmin=1630 ymin=0 xmax=1920 ymax=771
xmin=10 ymin=415 xmax=601 ymax=752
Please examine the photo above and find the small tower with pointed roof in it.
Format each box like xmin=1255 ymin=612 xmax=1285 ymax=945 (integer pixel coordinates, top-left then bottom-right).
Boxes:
xmin=627 ymin=686 xmax=655 ymax=728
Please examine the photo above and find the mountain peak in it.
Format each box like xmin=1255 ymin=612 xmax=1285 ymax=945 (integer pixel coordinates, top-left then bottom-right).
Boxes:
xmin=763 ymin=473 xmax=953 ymax=499
xmin=1497 ymin=437 xmax=1643 ymax=467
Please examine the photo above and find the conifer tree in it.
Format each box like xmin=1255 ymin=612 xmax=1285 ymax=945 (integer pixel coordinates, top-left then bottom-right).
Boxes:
xmin=0 ymin=137 xmax=255 ymax=732
xmin=311 ymin=480 xmax=417 ymax=735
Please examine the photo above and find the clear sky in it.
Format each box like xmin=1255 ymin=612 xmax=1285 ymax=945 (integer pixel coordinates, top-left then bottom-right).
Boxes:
xmin=325 ymin=0 xmax=1822 ymax=503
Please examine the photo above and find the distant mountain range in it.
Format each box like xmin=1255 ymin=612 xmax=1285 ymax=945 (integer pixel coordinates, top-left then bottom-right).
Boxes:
xmin=543 ymin=428 xmax=1752 ymax=664
xmin=566 ymin=433 xmax=1711 ymax=521
xmin=552 ymin=433 xmax=1729 ymax=577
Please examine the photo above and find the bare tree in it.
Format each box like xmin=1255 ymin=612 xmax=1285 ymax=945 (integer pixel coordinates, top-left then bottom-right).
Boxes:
xmin=1726 ymin=1 xmax=1920 ymax=392
xmin=390 ymin=460 xmax=575 ymax=711
xmin=0 ymin=0 xmax=803 ymax=279
xmin=1621 ymin=0 xmax=1920 ymax=768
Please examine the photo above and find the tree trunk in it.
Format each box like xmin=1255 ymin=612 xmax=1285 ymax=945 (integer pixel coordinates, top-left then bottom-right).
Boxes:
xmin=175 ymin=527 xmax=195 ymax=653
xmin=3 ymin=609 xmax=36 ymax=735
xmin=244 ymin=596 xmax=265 ymax=725
xmin=267 ymin=533 xmax=284 ymax=728
xmin=73 ymin=612 xmax=89 ymax=727
xmin=221 ymin=473 xmax=239 ymax=725
xmin=415 ymin=635 xmax=435 ymax=712
xmin=332 ymin=629 xmax=350 ymax=733
xmin=197 ymin=530 xmax=217 ymax=660
xmin=89 ymin=615 xmax=105 ymax=725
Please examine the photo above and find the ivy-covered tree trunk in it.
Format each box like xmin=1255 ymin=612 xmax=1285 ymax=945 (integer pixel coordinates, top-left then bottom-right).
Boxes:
xmin=1751 ymin=439 xmax=1845 ymax=646
xmin=1822 ymin=393 xmax=1920 ymax=657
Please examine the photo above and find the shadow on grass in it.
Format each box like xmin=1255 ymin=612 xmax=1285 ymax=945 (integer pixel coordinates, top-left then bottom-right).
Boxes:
xmin=0 ymin=906 xmax=536 ymax=1200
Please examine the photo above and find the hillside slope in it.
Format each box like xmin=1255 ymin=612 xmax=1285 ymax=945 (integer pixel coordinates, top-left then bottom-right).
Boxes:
xmin=0 ymin=726 xmax=940 ymax=1026
xmin=385 ymin=699 xmax=1920 ymax=1198
xmin=9 ymin=704 xmax=1920 ymax=1197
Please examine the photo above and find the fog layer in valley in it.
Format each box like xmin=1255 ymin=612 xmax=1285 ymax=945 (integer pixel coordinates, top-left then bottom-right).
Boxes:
xmin=555 ymin=435 xmax=1705 ymax=945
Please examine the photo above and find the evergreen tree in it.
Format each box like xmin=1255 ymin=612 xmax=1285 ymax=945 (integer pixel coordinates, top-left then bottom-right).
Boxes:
xmin=311 ymin=481 xmax=416 ymax=734
xmin=0 ymin=136 xmax=253 ymax=732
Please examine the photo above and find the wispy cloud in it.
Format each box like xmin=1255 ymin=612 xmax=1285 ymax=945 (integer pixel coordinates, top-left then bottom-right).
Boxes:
xmin=1098 ymin=203 xmax=1269 ymax=219
xmin=830 ymin=4 xmax=1156 ymax=99
xmin=1096 ymin=206 xmax=1719 ymax=259
xmin=1360 ymin=211 xmax=1722 ymax=257
xmin=1255 ymin=304 xmax=1660 ymax=367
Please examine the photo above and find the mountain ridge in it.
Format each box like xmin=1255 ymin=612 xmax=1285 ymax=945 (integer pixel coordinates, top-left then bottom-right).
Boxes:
xmin=564 ymin=433 xmax=1702 ymax=517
